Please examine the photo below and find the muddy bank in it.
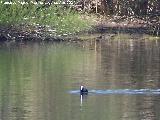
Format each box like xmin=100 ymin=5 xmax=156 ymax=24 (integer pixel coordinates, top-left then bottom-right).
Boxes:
xmin=89 ymin=16 xmax=160 ymax=35
xmin=0 ymin=25 xmax=64 ymax=42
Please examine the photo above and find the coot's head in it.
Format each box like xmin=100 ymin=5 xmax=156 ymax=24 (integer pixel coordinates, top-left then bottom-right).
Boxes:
xmin=80 ymin=85 xmax=88 ymax=95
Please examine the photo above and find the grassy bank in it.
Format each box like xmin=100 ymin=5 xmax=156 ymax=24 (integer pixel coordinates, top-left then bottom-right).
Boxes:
xmin=0 ymin=2 xmax=93 ymax=35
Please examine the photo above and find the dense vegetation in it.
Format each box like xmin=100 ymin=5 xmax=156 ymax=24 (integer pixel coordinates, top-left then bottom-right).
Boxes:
xmin=74 ymin=0 xmax=159 ymax=35
xmin=0 ymin=0 xmax=93 ymax=36
xmin=0 ymin=0 xmax=159 ymax=41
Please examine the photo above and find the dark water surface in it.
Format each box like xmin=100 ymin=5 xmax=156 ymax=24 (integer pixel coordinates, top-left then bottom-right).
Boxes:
xmin=0 ymin=35 xmax=160 ymax=120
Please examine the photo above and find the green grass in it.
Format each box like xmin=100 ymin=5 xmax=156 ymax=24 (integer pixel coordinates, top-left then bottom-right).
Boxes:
xmin=0 ymin=2 xmax=93 ymax=35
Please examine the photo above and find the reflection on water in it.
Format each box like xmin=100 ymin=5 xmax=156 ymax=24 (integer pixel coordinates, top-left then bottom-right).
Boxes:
xmin=0 ymin=35 xmax=160 ymax=120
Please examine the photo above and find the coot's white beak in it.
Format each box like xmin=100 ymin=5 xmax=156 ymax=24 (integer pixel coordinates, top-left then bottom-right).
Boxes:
xmin=80 ymin=86 xmax=84 ymax=90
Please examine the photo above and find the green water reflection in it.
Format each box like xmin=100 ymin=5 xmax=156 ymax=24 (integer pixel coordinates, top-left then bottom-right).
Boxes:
xmin=0 ymin=35 xmax=160 ymax=120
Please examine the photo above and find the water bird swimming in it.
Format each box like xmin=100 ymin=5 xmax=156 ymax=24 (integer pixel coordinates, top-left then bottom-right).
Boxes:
xmin=80 ymin=85 xmax=88 ymax=94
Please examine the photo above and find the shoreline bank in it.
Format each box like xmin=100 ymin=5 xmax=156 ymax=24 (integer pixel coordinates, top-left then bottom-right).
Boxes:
xmin=0 ymin=16 xmax=159 ymax=43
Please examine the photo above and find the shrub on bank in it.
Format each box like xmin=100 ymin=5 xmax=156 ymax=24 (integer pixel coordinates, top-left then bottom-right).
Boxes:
xmin=0 ymin=2 xmax=92 ymax=35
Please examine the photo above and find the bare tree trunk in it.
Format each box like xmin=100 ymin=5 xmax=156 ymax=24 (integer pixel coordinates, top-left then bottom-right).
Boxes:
xmin=106 ymin=0 xmax=113 ymax=14
xmin=101 ymin=0 xmax=114 ymax=15
xmin=139 ymin=0 xmax=148 ymax=15
xmin=95 ymin=0 xmax=98 ymax=13
xmin=101 ymin=0 xmax=108 ymax=15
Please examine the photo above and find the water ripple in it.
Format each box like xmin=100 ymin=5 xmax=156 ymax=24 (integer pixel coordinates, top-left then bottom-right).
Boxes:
xmin=69 ymin=89 xmax=160 ymax=95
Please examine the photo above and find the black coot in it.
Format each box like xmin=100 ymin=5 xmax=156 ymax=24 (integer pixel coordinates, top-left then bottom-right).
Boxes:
xmin=80 ymin=85 xmax=88 ymax=94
